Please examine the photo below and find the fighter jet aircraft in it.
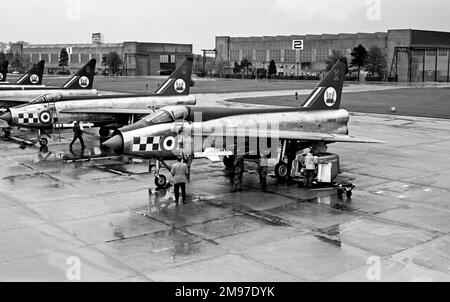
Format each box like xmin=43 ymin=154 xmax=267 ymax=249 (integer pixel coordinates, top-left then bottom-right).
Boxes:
xmin=0 ymin=61 xmax=8 ymax=82
xmin=0 ymin=59 xmax=98 ymax=108
xmin=0 ymin=60 xmax=45 ymax=87
xmin=103 ymin=59 xmax=382 ymax=187
xmin=0 ymin=56 xmax=195 ymax=146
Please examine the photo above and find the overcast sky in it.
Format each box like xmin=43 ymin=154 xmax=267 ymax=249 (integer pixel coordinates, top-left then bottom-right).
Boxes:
xmin=1 ymin=0 xmax=448 ymax=53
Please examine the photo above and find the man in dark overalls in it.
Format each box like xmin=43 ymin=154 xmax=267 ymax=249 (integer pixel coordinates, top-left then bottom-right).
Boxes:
xmin=69 ymin=121 xmax=85 ymax=150
xmin=232 ymin=155 xmax=245 ymax=192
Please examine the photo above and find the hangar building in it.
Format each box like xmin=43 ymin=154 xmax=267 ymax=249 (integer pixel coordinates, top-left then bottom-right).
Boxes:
xmin=216 ymin=29 xmax=450 ymax=82
xmin=10 ymin=41 xmax=193 ymax=76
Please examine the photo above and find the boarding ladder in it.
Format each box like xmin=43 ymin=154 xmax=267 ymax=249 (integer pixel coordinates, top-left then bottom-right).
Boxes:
xmin=47 ymin=99 xmax=61 ymax=142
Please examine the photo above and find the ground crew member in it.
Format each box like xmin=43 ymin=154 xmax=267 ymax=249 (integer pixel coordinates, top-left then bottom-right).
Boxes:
xmin=171 ymin=155 xmax=188 ymax=206
xmin=232 ymin=155 xmax=244 ymax=192
xmin=69 ymin=121 xmax=85 ymax=150
xmin=257 ymin=154 xmax=269 ymax=192
xmin=304 ymin=149 xmax=318 ymax=189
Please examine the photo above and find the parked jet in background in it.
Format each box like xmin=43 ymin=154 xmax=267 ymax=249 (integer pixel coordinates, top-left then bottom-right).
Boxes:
xmin=0 ymin=60 xmax=45 ymax=87
xmin=0 ymin=56 xmax=195 ymax=145
xmin=0 ymin=61 xmax=8 ymax=82
xmin=0 ymin=60 xmax=45 ymax=86
xmin=0 ymin=59 xmax=98 ymax=109
xmin=103 ymin=59 xmax=382 ymax=187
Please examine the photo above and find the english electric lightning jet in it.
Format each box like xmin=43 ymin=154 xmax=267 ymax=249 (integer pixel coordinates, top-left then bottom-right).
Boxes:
xmin=0 ymin=59 xmax=98 ymax=109
xmin=103 ymin=59 xmax=382 ymax=187
xmin=0 ymin=60 xmax=45 ymax=87
xmin=0 ymin=56 xmax=195 ymax=146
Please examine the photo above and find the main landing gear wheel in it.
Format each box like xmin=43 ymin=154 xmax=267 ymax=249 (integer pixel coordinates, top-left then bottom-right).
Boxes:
xmin=275 ymin=161 xmax=289 ymax=180
xmin=39 ymin=137 xmax=48 ymax=147
xmin=154 ymin=175 xmax=167 ymax=188
xmin=99 ymin=128 xmax=110 ymax=137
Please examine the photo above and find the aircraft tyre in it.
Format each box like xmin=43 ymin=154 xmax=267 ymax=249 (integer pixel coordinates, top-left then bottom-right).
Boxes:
xmin=275 ymin=161 xmax=288 ymax=180
xmin=155 ymin=175 xmax=167 ymax=188
xmin=39 ymin=137 xmax=48 ymax=147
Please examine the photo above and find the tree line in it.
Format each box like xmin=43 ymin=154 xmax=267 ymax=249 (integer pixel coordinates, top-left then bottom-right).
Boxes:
xmin=58 ymin=48 xmax=123 ymax=76
xmin=325 ymin=45 xmax=387 ymax=80
xmin=219 ymin=44 xmax=387 ymax=81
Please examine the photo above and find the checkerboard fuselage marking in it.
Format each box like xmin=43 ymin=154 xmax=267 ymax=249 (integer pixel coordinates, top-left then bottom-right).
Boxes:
xmin=132 ymin=136 xmax=161 ymax=152
xmin=18 ymin=113 xmax=38 ymax=124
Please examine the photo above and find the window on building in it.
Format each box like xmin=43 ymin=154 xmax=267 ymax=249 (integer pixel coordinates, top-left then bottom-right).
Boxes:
xmin=284 ymin=50 xmax=296 ymax=62
xmin=299 ymin=50 xmax=312 ymax=62
xmin=40 ymin=54 xmax=50 ymax=62
xmin=50 ymin=54 xmax=58 ymax=63
xmin=159 ymin=54 xmax=176 ymax=75
xmin=316 ymin=49 xmax=329 ymax=62
xmin=242 ymin=50 xmax=252 ymax=62
xmin=230 ymin=50 xmax=240 ymax=62
xmin=80 ymin=54 xmax=89 ymax=63
xmin=70 ymin=54 xmax=79 ymax=63
xmin=255 ymin=50 xmax=266 ymax=62
xmin=160 ymin=55 xmax=169 ymax=63
xmin=269 ymin=49 xmax=281 ymax=62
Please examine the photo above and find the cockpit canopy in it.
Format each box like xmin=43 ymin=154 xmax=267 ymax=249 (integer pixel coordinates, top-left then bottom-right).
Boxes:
xmin=30 ymin=94 xmax=62 ymax=105
xmin=13 ymin=94 xmax=62 ymax=109
xmin=139 ymin=106 xmax=190 ymax=127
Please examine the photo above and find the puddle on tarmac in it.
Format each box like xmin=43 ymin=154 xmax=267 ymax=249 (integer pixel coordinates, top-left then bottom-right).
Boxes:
xmin=150 ymin=229 xmax=202 ymax=259
xmin=135 ymin=187 xmax=177 ymax=216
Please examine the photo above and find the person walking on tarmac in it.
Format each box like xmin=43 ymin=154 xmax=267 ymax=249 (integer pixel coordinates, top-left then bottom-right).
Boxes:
xmin=171 ymin=155 xmax=188 ymax=206
xmin=69 ymin=121 xmax=85 ymax=150
xmin=257 ymin=154 xmax=269 ymax=192
xmin=232 ymin=155 xmax=244 ymax=192
xmin=304 ymin=149 xmax=318 ymax=189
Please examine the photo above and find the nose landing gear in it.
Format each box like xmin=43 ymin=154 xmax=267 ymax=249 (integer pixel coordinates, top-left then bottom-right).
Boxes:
xmin=152 ymin=159 xmax=171 ymax=189
xmin=154 ymin=174 xmax=168 ymax=188
xmin=39 ymin=137 xmax=48 ymax=147
xmin=37 ymin=130 xmax=51 ymax=147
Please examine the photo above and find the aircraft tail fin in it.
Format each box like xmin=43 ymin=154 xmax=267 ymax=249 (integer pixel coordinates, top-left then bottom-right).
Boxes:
xmin=301 ymin=58 xmax=347 ymax=110
xmin=0 ymin=61 xmax=8 ymax=82
xmin=15 ymin=60 xmax=45 ymax=85
xmin=62 ymin=59 xmax=96 ymax=89
xmin=155 ymin=55 xmax=193 ymax=96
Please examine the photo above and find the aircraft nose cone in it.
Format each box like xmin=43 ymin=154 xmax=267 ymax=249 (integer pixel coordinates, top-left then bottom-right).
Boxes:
xmin=0 ymin=111 xmax=12 ymax=126
xmin=103 ymin=134 xmax=124 ymax=154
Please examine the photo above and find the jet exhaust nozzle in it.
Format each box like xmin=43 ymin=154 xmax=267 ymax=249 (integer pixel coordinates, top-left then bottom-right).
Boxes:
xmin=0 ymin=111 xmax=12 ymax=127
xmin=103 ymin=134 xmax=124 ymax=155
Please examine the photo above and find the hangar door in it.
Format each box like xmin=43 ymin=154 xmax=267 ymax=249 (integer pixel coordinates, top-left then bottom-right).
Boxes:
xmin=136 ymin=55 xmax=149 ymax=76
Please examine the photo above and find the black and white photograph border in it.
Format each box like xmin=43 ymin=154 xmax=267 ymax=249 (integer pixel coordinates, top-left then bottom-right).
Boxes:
xmin=0 ymin=0 xmax=449 ymax=286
